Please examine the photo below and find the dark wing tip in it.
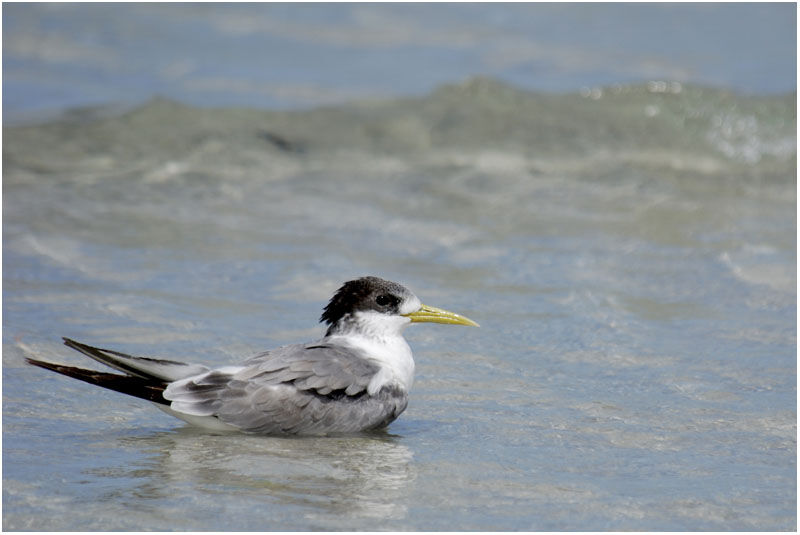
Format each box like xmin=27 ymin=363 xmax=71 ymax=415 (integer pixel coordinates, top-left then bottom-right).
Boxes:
xmin=25 ymin=356 xmax=57 ymax=370
xmin=62 ymin=337 xmax=87 ymax=350
xmin=25 ymin=356 xmax=169 ymax=405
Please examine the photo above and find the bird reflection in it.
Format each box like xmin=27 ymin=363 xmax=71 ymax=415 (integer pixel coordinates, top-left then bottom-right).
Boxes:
xmin=106 ymin=426 xmax=415 ymax=527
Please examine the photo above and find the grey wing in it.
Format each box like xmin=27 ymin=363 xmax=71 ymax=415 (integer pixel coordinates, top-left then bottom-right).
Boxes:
xmin=163 ymin=343 xmax=408 ymax=435
xmin=63 ymin=337 xmax=209 ymax=381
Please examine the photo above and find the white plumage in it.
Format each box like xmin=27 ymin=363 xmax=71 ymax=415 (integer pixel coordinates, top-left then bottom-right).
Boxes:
xmin=26 ymin=276 xmax=477 ymax=435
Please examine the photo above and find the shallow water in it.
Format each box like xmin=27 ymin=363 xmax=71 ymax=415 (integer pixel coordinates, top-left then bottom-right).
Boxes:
xmin=3 ymin=3 xmax=795 ymax=123
xmin=3 ymin=78 xmax=796 ymax=530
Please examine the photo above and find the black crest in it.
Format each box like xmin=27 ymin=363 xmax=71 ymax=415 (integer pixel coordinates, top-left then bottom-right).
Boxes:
xmin=320 ymin=276 xmax=409 ymax=326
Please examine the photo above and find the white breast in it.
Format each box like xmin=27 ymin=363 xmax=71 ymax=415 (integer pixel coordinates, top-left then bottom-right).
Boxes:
xmin=327 ymin=310 xmax=416 ymax=395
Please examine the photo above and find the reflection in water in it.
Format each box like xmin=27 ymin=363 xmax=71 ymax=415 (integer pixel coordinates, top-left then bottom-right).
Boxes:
xmin=111 ymin=427 xmax=415 ymax=527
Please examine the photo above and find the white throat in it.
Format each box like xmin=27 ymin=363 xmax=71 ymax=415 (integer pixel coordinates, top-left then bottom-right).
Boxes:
xmin=326 ymin=310 xmax=416 ymax=395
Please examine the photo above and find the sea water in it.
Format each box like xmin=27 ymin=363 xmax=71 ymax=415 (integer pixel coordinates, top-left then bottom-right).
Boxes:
xmin=3 ymin=77 xmax=795 ymax=530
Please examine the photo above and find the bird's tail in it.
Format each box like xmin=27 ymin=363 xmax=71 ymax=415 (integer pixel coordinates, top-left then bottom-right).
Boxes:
xmin=61 ymin=337 xmax=209 ymax=381
xmin=25 ymin=357 xmax=169 ymax=404
xmin=25 ymin=337 xmax=211 ymax=405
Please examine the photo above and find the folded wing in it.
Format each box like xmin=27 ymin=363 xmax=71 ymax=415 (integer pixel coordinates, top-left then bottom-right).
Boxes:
xmin=25 ymin=338 xmax=213 ymax=406
xmin=165 ymin=342 xmax=408 ymax=435
xmin=62 ymin=337 xmax=209 ymax=381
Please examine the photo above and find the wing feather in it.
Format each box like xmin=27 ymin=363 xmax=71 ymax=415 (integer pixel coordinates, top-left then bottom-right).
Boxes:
xmin=61 ymin=338 xmax=210 ymax=381
xmin=163 ymin=341 xmax=407 ymax=434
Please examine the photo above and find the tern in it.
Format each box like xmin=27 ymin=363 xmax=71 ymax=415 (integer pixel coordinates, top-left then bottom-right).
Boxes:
xmin=26 ymin=276 xmax=478 ymax=435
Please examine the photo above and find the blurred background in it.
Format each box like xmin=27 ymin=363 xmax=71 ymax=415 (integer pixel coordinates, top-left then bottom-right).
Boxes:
xmin=3 ymin=3 xmax=797 ymax=532
xmin=3 ymin=2 xmax=796 ymax=123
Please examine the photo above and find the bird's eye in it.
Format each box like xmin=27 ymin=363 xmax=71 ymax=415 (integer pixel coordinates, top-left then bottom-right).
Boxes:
xmin=375 ymin=294 xmax=393 ymax=307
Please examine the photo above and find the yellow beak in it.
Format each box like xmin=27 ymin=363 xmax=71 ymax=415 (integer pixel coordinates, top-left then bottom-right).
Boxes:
xmin=403 ymin=304 xmax=479 ymax=327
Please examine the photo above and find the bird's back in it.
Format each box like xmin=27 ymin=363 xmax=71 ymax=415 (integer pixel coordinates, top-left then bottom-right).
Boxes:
xmin=164 ymin=341 xmax=409 ymax=434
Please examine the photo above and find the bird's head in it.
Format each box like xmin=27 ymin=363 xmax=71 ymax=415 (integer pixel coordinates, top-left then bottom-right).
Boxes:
xmin=321 ymin=276 xmax=478 ymax=338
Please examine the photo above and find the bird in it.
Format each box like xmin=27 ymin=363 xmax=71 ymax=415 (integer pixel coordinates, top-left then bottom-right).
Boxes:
xmin=26 ymin=276 xmax=478 ymax=435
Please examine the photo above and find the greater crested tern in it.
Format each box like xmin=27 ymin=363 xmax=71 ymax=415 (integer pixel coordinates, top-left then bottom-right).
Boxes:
xmin=26 ymin=276 xmax=478 ymax=435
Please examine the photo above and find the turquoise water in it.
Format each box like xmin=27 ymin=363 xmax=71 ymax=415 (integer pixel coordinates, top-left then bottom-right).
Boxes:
xmin=2 ymin=3 xmax=796 ymax=531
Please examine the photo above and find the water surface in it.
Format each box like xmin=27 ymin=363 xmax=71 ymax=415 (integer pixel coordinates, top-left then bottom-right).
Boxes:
xmin=3 ymin=3 xmax=796 ymax=124
xmin=3 ymin=78 xmax=795 ymax=530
